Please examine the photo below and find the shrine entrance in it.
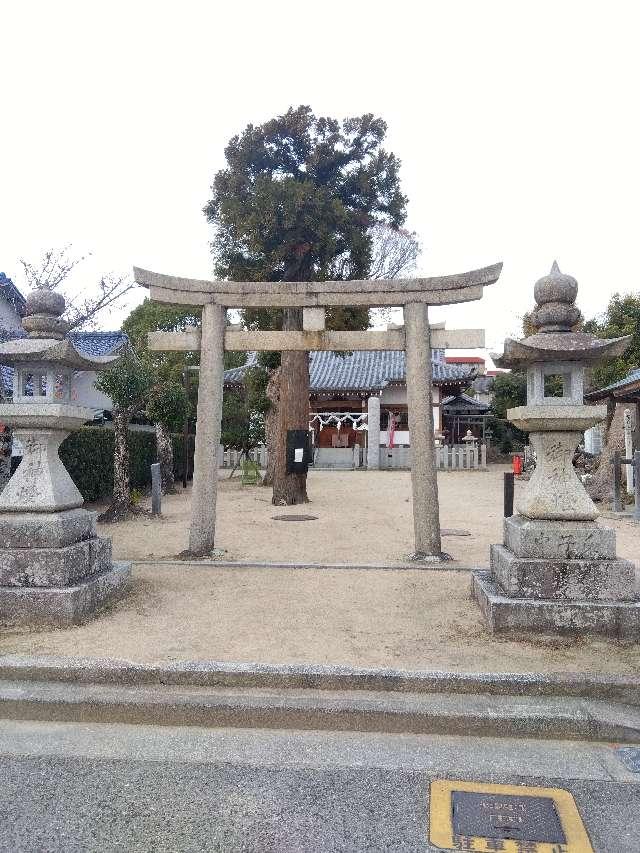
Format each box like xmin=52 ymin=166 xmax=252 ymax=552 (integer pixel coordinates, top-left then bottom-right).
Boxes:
xmin=134 ymin=263 xmax=502 ymax=559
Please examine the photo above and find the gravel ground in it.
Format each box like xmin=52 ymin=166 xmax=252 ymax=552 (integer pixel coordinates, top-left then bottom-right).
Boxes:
xmin=94 ymin=467 xmax=639 ymax=567
xmin=2 ymin=564 xmax=639 ymax=674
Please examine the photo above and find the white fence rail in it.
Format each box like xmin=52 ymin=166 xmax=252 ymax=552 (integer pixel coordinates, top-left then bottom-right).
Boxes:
xmin=379 ymin=444 xmax=486 ymax=470
xmin=218 ymin=443 xmax=486 ymax=471
xmin=218 ymin=446 xmax=269 ymax=469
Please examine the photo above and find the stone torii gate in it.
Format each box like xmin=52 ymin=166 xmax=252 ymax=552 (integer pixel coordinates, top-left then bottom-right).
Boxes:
xmin=134 ymin=263 xmax=502 ymax=558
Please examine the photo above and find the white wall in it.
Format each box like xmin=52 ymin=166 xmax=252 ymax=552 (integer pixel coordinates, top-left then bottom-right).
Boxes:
xmin=71 ymin=370 xmax=115 ymax=413
xmin=0 ymin=298 xmax=23 ymax=331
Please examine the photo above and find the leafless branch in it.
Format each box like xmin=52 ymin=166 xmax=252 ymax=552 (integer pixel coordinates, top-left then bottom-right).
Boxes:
xmin=368 ymin=223 xmax=421 ymax=280
xmin=63 ymin=274 xmax=138 ymax=330
xmin=18 ymin=245 xmax=88 ymax=292
xmin=17 ymin=245 xmax=138 ymax=330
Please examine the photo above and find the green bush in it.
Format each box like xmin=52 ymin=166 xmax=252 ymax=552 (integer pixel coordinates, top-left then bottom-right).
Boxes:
xmin=59 ymin=426 xmax=194 ymax=501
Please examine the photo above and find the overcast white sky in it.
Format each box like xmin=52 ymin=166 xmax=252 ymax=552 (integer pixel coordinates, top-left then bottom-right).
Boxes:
xmin=2 ymin=1 xmax=639 ymax=362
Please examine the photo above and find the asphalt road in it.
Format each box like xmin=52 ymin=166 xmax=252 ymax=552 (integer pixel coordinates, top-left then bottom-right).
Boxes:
xmin=0 ymin=720 xmax=638 ymax=852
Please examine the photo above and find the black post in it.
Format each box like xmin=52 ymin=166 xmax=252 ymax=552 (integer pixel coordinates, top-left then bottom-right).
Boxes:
xmin=612 ymin=450 xmax=622 ymax=512
xmin=182 ymin=369 xmax=190 ymax=489
xmin=504 ymin=471 xmax=514 ymax=518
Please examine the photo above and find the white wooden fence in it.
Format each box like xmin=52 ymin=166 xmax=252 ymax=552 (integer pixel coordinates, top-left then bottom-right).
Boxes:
xmin=379 ymin=444 xmax=487 ymax=470
xmin=218 ymin=446 xmax=269 ymax=469
xmin=218 ymin=443 xmax=486 ymax=471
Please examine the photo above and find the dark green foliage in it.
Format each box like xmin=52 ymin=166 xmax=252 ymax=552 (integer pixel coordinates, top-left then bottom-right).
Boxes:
xmin=221 ymin=366 xmax=270 ymax=454
xmin=489 ymin=372 xmax=527 ymax=452
xmin=146 ymin=381 xmax=190 ymax=433
xmin=205 ymin=106 xmax=407 ymax=284
xmin=205 ymin=106 xmax=409 ymax=343
xmin=95 ymin=351 xmax=153 ymax=416
xmin=59 ymin=428 xmax=195 ymax=501
xmin=490 ymin=371 xmax=527 ymax=419
xmin=584 ymin=292 xmax=640 ymax=390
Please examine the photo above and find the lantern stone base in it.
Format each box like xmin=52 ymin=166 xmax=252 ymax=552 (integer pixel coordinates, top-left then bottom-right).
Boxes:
xmin=0 ymin=560 xmax=131 ymax=628
xmin=472 ymin=571 xmax=640 ymax=638
xmin=0 ymin=508 xmax=131 ymax=628
xmin=472 ymin=515 xmax=640 ymax=638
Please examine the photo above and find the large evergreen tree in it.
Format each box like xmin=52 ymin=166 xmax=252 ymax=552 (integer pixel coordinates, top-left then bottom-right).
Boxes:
xmin=205 ymin=106 xmax=408 ymax=504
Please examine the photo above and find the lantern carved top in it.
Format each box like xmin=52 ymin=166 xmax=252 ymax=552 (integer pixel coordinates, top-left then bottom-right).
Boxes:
xmin=0 ymin=286 xmax=124 ymax=371
xmin=494 ymin=262 xmax=631 ymax=368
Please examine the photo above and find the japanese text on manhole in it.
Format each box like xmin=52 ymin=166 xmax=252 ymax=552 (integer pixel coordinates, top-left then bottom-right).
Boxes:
xmin=429 ymin=780 xmax=593 ymax=852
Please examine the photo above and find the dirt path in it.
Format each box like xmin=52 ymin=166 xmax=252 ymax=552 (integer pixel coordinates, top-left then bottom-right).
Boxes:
xmin=2 ymin=564 xmax=639 ymax=675
xmin=94 ymin=467 xmax=639 ymax=567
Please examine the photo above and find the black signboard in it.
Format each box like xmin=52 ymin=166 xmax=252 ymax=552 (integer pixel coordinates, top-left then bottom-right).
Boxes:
xmin=451 ymin=791 xmax=566 ymax=844
xmin=286 ymin=429 xmax=312 ymax=474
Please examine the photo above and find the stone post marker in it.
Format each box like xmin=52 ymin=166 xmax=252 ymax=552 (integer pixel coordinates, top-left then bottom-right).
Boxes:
xmin=0 ymin=287 xmax=131 ymax=627
xmin=472 ymin=263 xmax=639 ymax=637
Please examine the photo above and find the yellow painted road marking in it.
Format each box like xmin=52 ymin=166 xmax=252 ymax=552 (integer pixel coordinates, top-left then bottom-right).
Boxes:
xmin=429 ymin=779 xmax=593 ymax=852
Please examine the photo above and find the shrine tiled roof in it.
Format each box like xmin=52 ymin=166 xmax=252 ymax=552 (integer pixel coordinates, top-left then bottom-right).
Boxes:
xmin=584 ymin=367 xmax=640 ymax=401
xmin=224 ymin=350 xmax=475 ymax=392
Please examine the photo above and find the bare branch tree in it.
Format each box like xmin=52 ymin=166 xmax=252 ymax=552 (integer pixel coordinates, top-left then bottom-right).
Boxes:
xmin=368 ymin=224 xmax=421 ymax=280
xmin=17 ymin=245 xmax=138 ymax=330
xmin=19 ymin=245 xmax=87 ymax=292
xmin=368 ymin=224 xmax=421 ymax=324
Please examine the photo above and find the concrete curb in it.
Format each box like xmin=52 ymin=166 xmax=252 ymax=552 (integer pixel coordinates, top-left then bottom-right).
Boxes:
xmin=1 ymin=655 xmax=639 ymax=705
xmin=1 ymin=677 xmax=639 ymax=742
xmin=132 ymin=559 xmax=476 ymax=572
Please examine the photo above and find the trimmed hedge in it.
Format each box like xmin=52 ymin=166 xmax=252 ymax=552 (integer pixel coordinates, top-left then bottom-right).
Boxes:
xmin=58 ymin=427 xmax=194 ymax=502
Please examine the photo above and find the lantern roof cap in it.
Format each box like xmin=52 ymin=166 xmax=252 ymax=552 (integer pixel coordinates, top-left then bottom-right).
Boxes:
xmin=493 ymin=262 xmax=631 ymax=368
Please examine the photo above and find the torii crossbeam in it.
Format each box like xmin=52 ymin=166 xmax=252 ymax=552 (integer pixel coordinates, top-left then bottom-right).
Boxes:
xmin=135 ymin=263 xmax=502 ymax=558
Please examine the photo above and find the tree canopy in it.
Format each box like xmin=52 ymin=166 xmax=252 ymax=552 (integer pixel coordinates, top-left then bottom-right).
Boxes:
xmin=584 ymin=292 xmax=640 ymax=390
xmin=205 ymin=105 xmax=408 ymax=284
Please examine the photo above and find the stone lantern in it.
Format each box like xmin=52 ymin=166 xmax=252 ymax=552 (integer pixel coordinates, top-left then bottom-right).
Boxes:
xmin=472 ymin=263 xmax=640 ymax=636
xmin=0 ymin=286 xmax=131 ymax=626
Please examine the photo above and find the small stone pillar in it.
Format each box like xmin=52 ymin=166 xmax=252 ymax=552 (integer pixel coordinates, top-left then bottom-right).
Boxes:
xmin=366 ymin=396 xmax=380 ymax=470
xmin=472 ymin=263 xmax=639 ymax=637
xmin=0 ymin=287 xmax=131 ymax=627
xmin=189 ymin=302 xmax=226 ymax=556
xmin=404 ymin=302 xmax=443 ymax=559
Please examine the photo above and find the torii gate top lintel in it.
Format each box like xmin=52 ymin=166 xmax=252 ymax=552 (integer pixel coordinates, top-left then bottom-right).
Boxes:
xmin=133 ymin=262 xmax=502 ymax=308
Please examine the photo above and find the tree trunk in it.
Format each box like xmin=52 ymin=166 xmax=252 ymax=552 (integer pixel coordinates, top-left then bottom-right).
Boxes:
xmin=155 ymin=422 xmax=175 ymax=494
xmin=262 ymin=367 xmax=280 ymax=488
xmin=101 ymin=410 xmax=132 ymax=521
xmin=0 ymin=426 xmax=12 ymax=493
xmin=271 ymin=307 xmax=309 ymax=505
xmin=588 ymin=401 xmax=625 ymax=503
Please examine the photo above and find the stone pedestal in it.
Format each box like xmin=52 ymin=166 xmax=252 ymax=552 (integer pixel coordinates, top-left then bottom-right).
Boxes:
xmin=473 ymin=515 xmax=639 ymax=636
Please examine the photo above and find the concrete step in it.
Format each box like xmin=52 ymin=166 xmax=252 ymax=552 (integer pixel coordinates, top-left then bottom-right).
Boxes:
xmin=1 ymin=678 xmax=639 ymax=742
xmin=2 ymin=655 xmax=639 ymax=705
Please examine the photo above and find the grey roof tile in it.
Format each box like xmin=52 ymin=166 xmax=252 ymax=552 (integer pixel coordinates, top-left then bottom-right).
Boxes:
xmin=225 ymin=350 xmax=474 ymax=392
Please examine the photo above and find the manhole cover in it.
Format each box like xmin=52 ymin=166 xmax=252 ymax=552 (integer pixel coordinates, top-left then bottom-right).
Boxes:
xmin=441 ymin=528 xmax=471 ymax=537
xmin=272 ymin=514 xmax=319 ymax=522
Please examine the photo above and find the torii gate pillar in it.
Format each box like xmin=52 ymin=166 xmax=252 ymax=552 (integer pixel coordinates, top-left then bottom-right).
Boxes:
xmin=189 ymin=303 xmax=225 ymax=555
xmin=405 ymin=302 xmax=441 ymax=557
